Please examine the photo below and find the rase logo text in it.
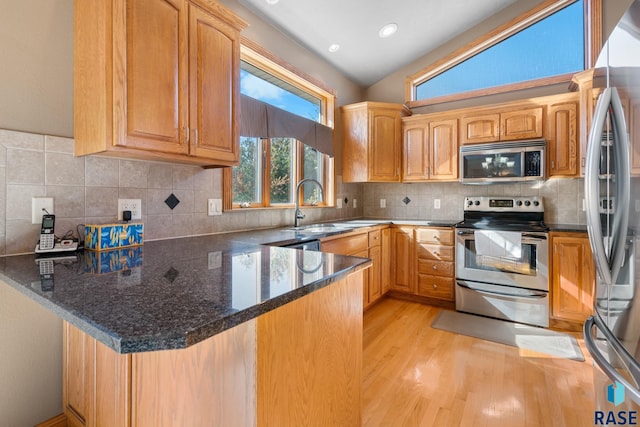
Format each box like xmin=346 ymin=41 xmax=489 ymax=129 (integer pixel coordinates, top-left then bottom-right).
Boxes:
xmin=595 ymin=381 xmax=638 ymax=425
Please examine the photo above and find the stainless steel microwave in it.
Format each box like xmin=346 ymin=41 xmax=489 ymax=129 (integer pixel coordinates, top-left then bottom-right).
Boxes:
xmin=459 ymin=140 xmax=545 ymax=184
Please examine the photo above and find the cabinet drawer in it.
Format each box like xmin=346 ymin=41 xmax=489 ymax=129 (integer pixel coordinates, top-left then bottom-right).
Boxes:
xmin=368 ymin=230 xmax=381 ymax=247
xmin=415 ymin=228 xmax=453 ymax=245
xmin=417 ymin=275 xmax=454 ymax=300
xmin=416 ymin=244 xmax=454 ymax=261
xmin=321 ymin=233 xmax=369 ymax=255
xmin=417 ymin=259 xmax=453 ymax=277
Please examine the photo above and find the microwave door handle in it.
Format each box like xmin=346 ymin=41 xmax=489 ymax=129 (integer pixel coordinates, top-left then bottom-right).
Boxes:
xmin=585 ymin=87 xmax=614 ymax=285
xmin=609 ymin=87 xmax=631 ymax=285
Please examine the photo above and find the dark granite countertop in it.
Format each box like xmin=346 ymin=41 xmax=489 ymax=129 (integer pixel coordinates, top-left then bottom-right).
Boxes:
xmin=0 ymin=234 xmax=370 ymax=354
xmin=547 ymin=223 xmax=588 ymax=233
xmin=0 ymin=218 xmax=461 ymax=354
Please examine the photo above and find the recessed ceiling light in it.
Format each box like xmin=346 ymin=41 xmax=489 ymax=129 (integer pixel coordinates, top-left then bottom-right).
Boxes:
xmin=328 ymin=44 xmax=340 ymax=53
xmin=378 ymin=23 xmax=398 ymax=38
xmin=265 ymin=0 xmax=279 ymax=4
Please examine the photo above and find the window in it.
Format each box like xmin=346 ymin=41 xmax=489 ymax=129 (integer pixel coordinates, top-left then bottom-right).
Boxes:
xmin=224 ymin=40 xmax=336 ymax=210
xmin=407 ymin=0 xmax=601 ymax=106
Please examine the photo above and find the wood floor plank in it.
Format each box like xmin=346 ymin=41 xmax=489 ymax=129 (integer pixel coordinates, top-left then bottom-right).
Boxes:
xmin=363 ymin=298 xmax=597 ymax=427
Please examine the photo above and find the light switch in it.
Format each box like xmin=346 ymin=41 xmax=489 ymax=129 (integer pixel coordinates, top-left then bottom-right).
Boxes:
xmin=380 ymin=199 xmax=386 ymax=208
xmin=336 ymin=198 xmax=343 ymax=209
xmin=434 ymin=199 xmax=441 ymax=209
xmin=208 ymin=199 xmax=222 ymax=216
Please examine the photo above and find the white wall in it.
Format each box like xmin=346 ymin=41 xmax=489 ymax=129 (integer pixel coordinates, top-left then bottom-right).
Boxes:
xmin=0 ymin=281 xmax=62 ymax=427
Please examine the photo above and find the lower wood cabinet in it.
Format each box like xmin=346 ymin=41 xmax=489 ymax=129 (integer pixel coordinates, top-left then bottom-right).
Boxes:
xmin=390 ymin=225 xmax=455 ymax=303
xmin=62 ymin=271 xmax=365 ymax=427
xmin=320 ymin=225 xmax=389 ymax=309
xmin=390 ymin=227 xmax=415 ymax=294
xmin=550 ymin=232 xmax=595 ymax=324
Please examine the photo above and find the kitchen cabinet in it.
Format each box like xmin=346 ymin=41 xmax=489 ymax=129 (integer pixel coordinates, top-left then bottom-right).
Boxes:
xmin=415 ymin=227 xmax=455 ymax=301
xmin=402 ymin=116 xmax=458 ymax=182
xmin=74 ymin=0 xmax=246 ymax=166
xmin=547 ymin=96 xmax=579 ymax=177
xmin=550 ymin=232 xmax=595 ymax=324
xmin=390 ymin=226 xmax=415 ymax=294
xmin=320 ymin=226 xmax=389 ymax=309
xmin=341 ymin=102 xmax=410 ymax=183
xmin=460 ymin=106 xmax=543 ymax=144
xmin=380 ymin=228 xmax=391 ymax=294
xmin=61 ymin=270 xmax=364 ymax=427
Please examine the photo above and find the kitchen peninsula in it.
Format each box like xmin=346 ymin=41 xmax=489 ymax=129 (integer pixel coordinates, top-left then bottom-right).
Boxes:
xmin=0 ymin=232 xmax=369 ymax=426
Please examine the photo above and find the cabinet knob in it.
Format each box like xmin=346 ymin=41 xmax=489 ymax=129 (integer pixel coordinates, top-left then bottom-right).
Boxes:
xmin=432 ymin=265 xmax=437 ymax=270
xmin=433 ymin=284 xmax=438 ymax=289
xmin=433 ymin=235 xmax=440 ymax=240
xmin=433 ymin=252 xmax=439 ymax=256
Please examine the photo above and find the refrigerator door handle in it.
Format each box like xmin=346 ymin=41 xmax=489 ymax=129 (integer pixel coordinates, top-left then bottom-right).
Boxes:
xmin=609 ymin=87 xmax=631 ymax=285
xmin=584 ymin=315 xmax=640 ymax=405
xmin=585 ymin=88 xmax=615 ymax=284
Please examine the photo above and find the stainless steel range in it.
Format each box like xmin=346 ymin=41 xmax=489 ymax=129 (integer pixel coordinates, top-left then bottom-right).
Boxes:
xmin=455 ymin=196 xmax=550 ymax=327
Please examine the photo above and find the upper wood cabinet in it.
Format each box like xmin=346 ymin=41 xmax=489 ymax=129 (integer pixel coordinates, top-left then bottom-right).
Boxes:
xmin=341 ymin=102 xmax=410 ymax=182
xmin=74 ymin=0 xmax=246 ymax=166
xmin=550 ymin=232 xmax=595 ymax=324
xmin=461 ymin=107 xmax=543 ymax=144
xmin=402 ymin=116 xmax=458 ymax=182
xmin=546 ymin=95 xmax=579 ymax=177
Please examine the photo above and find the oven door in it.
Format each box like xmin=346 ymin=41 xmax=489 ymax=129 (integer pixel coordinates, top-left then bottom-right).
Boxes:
xmin=455 ymin=228 xmax=549 ymax=291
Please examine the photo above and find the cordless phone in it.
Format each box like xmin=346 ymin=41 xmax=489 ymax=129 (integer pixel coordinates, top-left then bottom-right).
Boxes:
xmin=39 ymin=214 xmax=56 ymax=251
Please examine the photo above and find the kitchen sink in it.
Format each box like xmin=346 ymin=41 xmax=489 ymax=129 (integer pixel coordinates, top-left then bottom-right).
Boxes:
xmin=287 ymin=223 xmax=354 ymax=233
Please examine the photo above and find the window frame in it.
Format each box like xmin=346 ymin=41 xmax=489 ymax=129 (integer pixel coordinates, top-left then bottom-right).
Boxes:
xmin=405 ymin=0 xmax=602 ymax=108
xmin=224 ymin=39 xmax=336 ymax=211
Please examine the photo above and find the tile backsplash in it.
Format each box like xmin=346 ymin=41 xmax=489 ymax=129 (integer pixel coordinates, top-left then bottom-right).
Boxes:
xmin=362 ymin=179 xmax=586 ymax=225
xmin=0 ymin=129 xmax=363 ymax=256
xmin=0 ymin=128 xmax=587 ymax=256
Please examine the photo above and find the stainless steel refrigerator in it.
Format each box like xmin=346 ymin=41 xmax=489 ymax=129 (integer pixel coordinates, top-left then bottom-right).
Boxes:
xmin=584 ymin=0 xmax=640 ymax=408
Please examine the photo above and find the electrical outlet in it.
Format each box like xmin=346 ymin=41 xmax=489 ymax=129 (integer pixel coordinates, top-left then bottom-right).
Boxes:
xmin=636 ymin=200 xmax=640 ymax=212
xmin=208 ymin=251 xmax=222 ymax=269
xmin=434 ymin=199 xmax=441 ymax=209
xmin=353 ymin=199 xmax=358 ymax=208
xmin=336 ymin=198 xmax=343 ymax=209
xmin=32 ymin=197 xmax=54 ymax=224
xmin=380 ymin=199 xmax=386 ymax=208
xmin=207 ymin=199 xmax=222 ymax=216
xmin=118 ymin=199 xmax=142 ymax=220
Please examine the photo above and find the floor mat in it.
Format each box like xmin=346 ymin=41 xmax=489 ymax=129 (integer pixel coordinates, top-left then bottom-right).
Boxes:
xmin=431 ymin=310 xmax=585 ymax=362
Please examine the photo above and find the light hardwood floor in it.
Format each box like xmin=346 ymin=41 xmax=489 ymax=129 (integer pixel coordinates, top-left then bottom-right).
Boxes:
xmin=363 ymin=298 xmax=597 ymax=427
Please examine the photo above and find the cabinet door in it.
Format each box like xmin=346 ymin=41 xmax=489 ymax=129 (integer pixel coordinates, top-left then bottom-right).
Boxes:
xmin=460 ymin=113 xmax=500 ymax=144
xmin=548 ymin=102 xmax=578 ymax=177
xmin=501 ymin=107 xmax=543 ymax=141
xmin=551 ymin=234 xmax=595 ymax=322
xmin=368 ymin=245 xmax=382 ymax=306
xmin=380 ymin=228 xmax=391 ymax=294
xmin=402 ymin=120 xmax=429 ymax=181
xmin=369 ymin=108 xmax=402 ymax=182
xmin=188 ymin=3 xmax=240 ymax=163
xmin=390 ymin=227 xmax=414 ymax=293
xmin=429 ymin=119 xmax=458 ymax=180
xmin=116 ymin=0 xmax=189 ymax=154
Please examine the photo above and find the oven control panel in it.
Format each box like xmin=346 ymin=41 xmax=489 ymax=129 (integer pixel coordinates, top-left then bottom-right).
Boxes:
xmin=464 ymin=196 xmax=544 ymax=212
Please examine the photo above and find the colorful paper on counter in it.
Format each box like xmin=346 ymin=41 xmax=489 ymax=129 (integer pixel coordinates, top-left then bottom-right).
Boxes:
xmin=85 ymin=223 xmax=144 ymax=251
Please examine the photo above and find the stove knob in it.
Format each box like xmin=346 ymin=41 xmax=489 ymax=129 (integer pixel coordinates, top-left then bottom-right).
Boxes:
xmin=516 ymin=200 xmax=523 ymax=206
xmin=524 ymin=200 xmax=531 ymax=207
xmin=474 ymin=200 xmax=480 ymax=206
xmin=467 ymin=200 xmax=473 ymax=206
xmin=533 ymin=200 xmax=540 ymax=207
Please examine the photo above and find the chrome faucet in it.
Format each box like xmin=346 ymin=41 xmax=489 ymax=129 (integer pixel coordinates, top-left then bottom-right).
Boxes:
xmin=294 ymin=178 xmax=324 ymax=228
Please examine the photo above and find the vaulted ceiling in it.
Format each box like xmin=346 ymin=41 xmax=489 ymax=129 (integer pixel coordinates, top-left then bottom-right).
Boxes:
xmin=239 ymin=0 xmax=523 ymax=87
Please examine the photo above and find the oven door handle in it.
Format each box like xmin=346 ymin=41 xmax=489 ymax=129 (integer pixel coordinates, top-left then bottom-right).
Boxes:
xmin=456 ymin=280 xmax=547 ymax=299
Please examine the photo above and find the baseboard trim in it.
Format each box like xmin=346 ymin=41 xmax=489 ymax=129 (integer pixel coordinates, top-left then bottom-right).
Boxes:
xmin=35 ymin=413 xmax=67 ymax=427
